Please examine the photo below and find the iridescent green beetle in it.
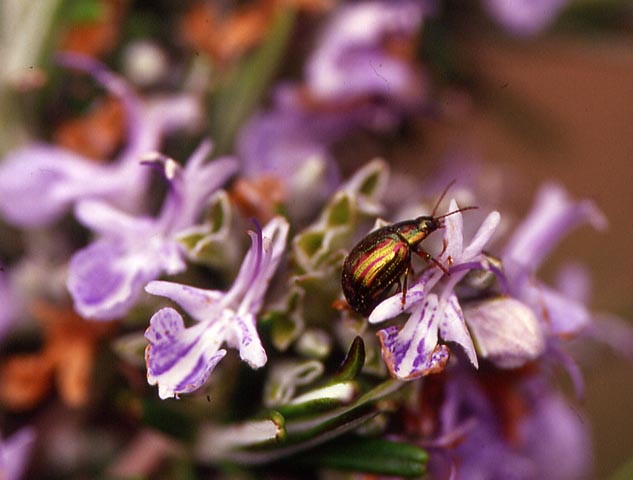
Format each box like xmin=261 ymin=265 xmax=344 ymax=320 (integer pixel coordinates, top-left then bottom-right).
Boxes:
xmin=341 ymin=188 xmax=474 ymax=316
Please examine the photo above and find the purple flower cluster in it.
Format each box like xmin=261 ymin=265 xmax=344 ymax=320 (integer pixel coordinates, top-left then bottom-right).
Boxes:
xmin=0 ymin=1 xmax=629 ymax=479
xmin=0 ymin=54 xmax=201 ymax=228
xmin=367 ymin=183 xmax=610 ymax=382
xmin=144 ymin=217 xmax=288 ymax=399
xmin=237 ymin=1 xmax=429 ymax=219
xmin=67 ymin=141 xmax=237 ymax=320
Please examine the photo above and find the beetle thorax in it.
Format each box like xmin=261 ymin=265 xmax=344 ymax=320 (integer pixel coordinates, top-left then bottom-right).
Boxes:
xmin=394 ymin=216 xmax=441 ymax=246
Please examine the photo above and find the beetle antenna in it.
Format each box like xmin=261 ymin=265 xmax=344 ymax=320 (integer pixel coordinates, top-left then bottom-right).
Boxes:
xmin=431 ymin=180 xmax=457 ymax=218
xmin=435 ymin=206 xmax=478 ymax=222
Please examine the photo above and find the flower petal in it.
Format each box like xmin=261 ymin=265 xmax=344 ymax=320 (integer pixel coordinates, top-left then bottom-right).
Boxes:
xmin=227 ymin=312 xmax=267 ymax=369
xmin=483 ymin=0 xmax=570 ymax=37
xmin=145 ymin=308 xmax=227 ymax=399
xmin=0 ymin=145 xmax=119 ymax=227
xmin=443 ymin=199 xmax=464 ymax=259
xmin=231 ymin=216 xmax=290 ymax=314
xmin=464 ymin=297 xmax=545 ymax=368
xmin=462 ymin=211 xmax=501 ymax=260
xmin=439 ymin=294 xmax=478 ymax=368
xmin=145 ymin=280 xmax=225 ymax=322
xmin=502 ymin=183 xmax=606 ymax=277
xmin=0 ymin=427 xmax=36 ymax=480
xmin=68 ymin=238 xmax=176 ymax=320
xmin=306 ymin=1 xmax=425 ymax=102
xmin=74 ymin=200 xmax=155 ymax=237
xmin=368 ymin=282 xmax=426 ymax=324
xmin=525 ymin=282 xmax=591 ymax=336
xmin=377 ymin=294 xmax=450 ymax=379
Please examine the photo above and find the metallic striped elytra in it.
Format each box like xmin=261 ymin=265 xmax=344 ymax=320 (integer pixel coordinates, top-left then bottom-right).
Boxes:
xmin=341 ymin=181 xmax=476 ymax=317
xmin=341 ymin=216 xmax=441 ymax=317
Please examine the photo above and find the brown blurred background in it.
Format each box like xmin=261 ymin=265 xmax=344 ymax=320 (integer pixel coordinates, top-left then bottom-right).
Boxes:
xmin=459 ymin=35 xmax=633 ymax=478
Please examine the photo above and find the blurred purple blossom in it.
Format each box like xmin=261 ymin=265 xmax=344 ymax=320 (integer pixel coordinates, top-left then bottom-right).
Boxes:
xmin=0 ymin=53 xmax=201 ymax=227
xmin=237 ymin=1 xmax=428 ymax=219
xmin=305 ymin=0 xmax=428 ymax=103
xmin=144 ymin=217 xmax=289 ymax=399
xmin=430 ymin=370 xmax=591 ymax=479
xmin=67 ymin=141 xmax=238 ymax=320
xmin=0 ymin=428 xmax=35 ymax=480
xmin=502 ymin=183 xmax=607 ymax=337
xmin=464 ymin=297 xmax=545 ymax=369
xmin=369 ymin=200 xmax=501 ymax=379
xmin=483 ymin=0 xmax=570 ymax=37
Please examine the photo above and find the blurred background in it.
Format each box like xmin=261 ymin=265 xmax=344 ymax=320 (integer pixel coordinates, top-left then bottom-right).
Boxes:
xmin=436 ymin=34 xmax=633 ymax=477
xmin=1 ymin=1 xmax=632 ymax=478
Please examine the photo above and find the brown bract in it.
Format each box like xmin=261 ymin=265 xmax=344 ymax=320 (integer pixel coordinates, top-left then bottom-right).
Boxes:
xmin=229 ymin=175 xmax=286 ymax=222
xmin=53 ymin=96 xmax=125 ymax=160
xmin=0 ymin=302 xmax=116 ymax=411
xmin=58 ymin=0 xmax=129 ymax=58
xmin=180 ymin=0 xmax=331 ymax=65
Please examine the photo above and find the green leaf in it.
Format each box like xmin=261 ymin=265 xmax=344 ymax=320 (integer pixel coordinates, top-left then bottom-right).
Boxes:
xmin=209 ymin=8 xmax=296 ymax=154
xmin=292 ymin=436 xmax=428 ymax=477
xmin=222 ymin=380 xmax=405 ymax=465
xmin=59 ymin=0 xmax=104 ymax=22
xmin=196 ymin=412 xmax=286 ymax=463
xmin=333 ymin=336 xmax=366 ymax=382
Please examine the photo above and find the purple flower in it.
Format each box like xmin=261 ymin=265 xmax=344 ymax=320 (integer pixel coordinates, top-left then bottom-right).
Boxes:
xmin=463 ymin=297 xmax=545 ymax=369
xmin=306 ymin=0 xmax=428 ymax=104
xmin=144 ymin=216 xmax=289 ymax=399
xmin=483 ymin=0 xmax=570 ymax=37
xmin=67 ymin=141 xmax=238 ymax=320
xmin=237 ymin=1 xmax=428 ymax=220
xmin=502 ymin=183 xmax=607 ymax=336
xmin=0 ymin=53 xmax=201 ymax=227
xmin=369 ymin=200 xmax=501 ymax=379
xmin=0 ymin=428 xmax=35 ymax=480
xmin=430 ymin=371 xmax=591 ymax=479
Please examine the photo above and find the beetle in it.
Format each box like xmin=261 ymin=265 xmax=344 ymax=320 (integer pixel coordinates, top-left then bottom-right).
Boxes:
xmin=341 ymin=187 xmax=474 ymax=316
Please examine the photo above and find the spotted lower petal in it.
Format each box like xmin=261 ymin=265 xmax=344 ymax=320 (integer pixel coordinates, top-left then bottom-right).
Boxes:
xmin=145 ymin=308 xmax=227 ymax=399
xmin=377 ymin=295 xmax=450 ymax=379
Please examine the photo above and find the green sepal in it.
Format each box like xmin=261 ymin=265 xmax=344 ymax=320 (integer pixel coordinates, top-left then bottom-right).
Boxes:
xmin=176 ymin=191 xmax=239 ymax=272
xmin=290 ymin=436 xmax=428 ymax=477
xmin=332 ymin=336 xmax=365 ymax=383
xmin=261 ymin=287 xmax=306 ymax=351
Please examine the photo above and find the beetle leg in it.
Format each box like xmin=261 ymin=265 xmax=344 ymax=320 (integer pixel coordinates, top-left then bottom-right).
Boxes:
xmin=401 ymin=264 xmax=409 ymax=308
xmin=415 ymin=248 xmax=450 ymax=275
